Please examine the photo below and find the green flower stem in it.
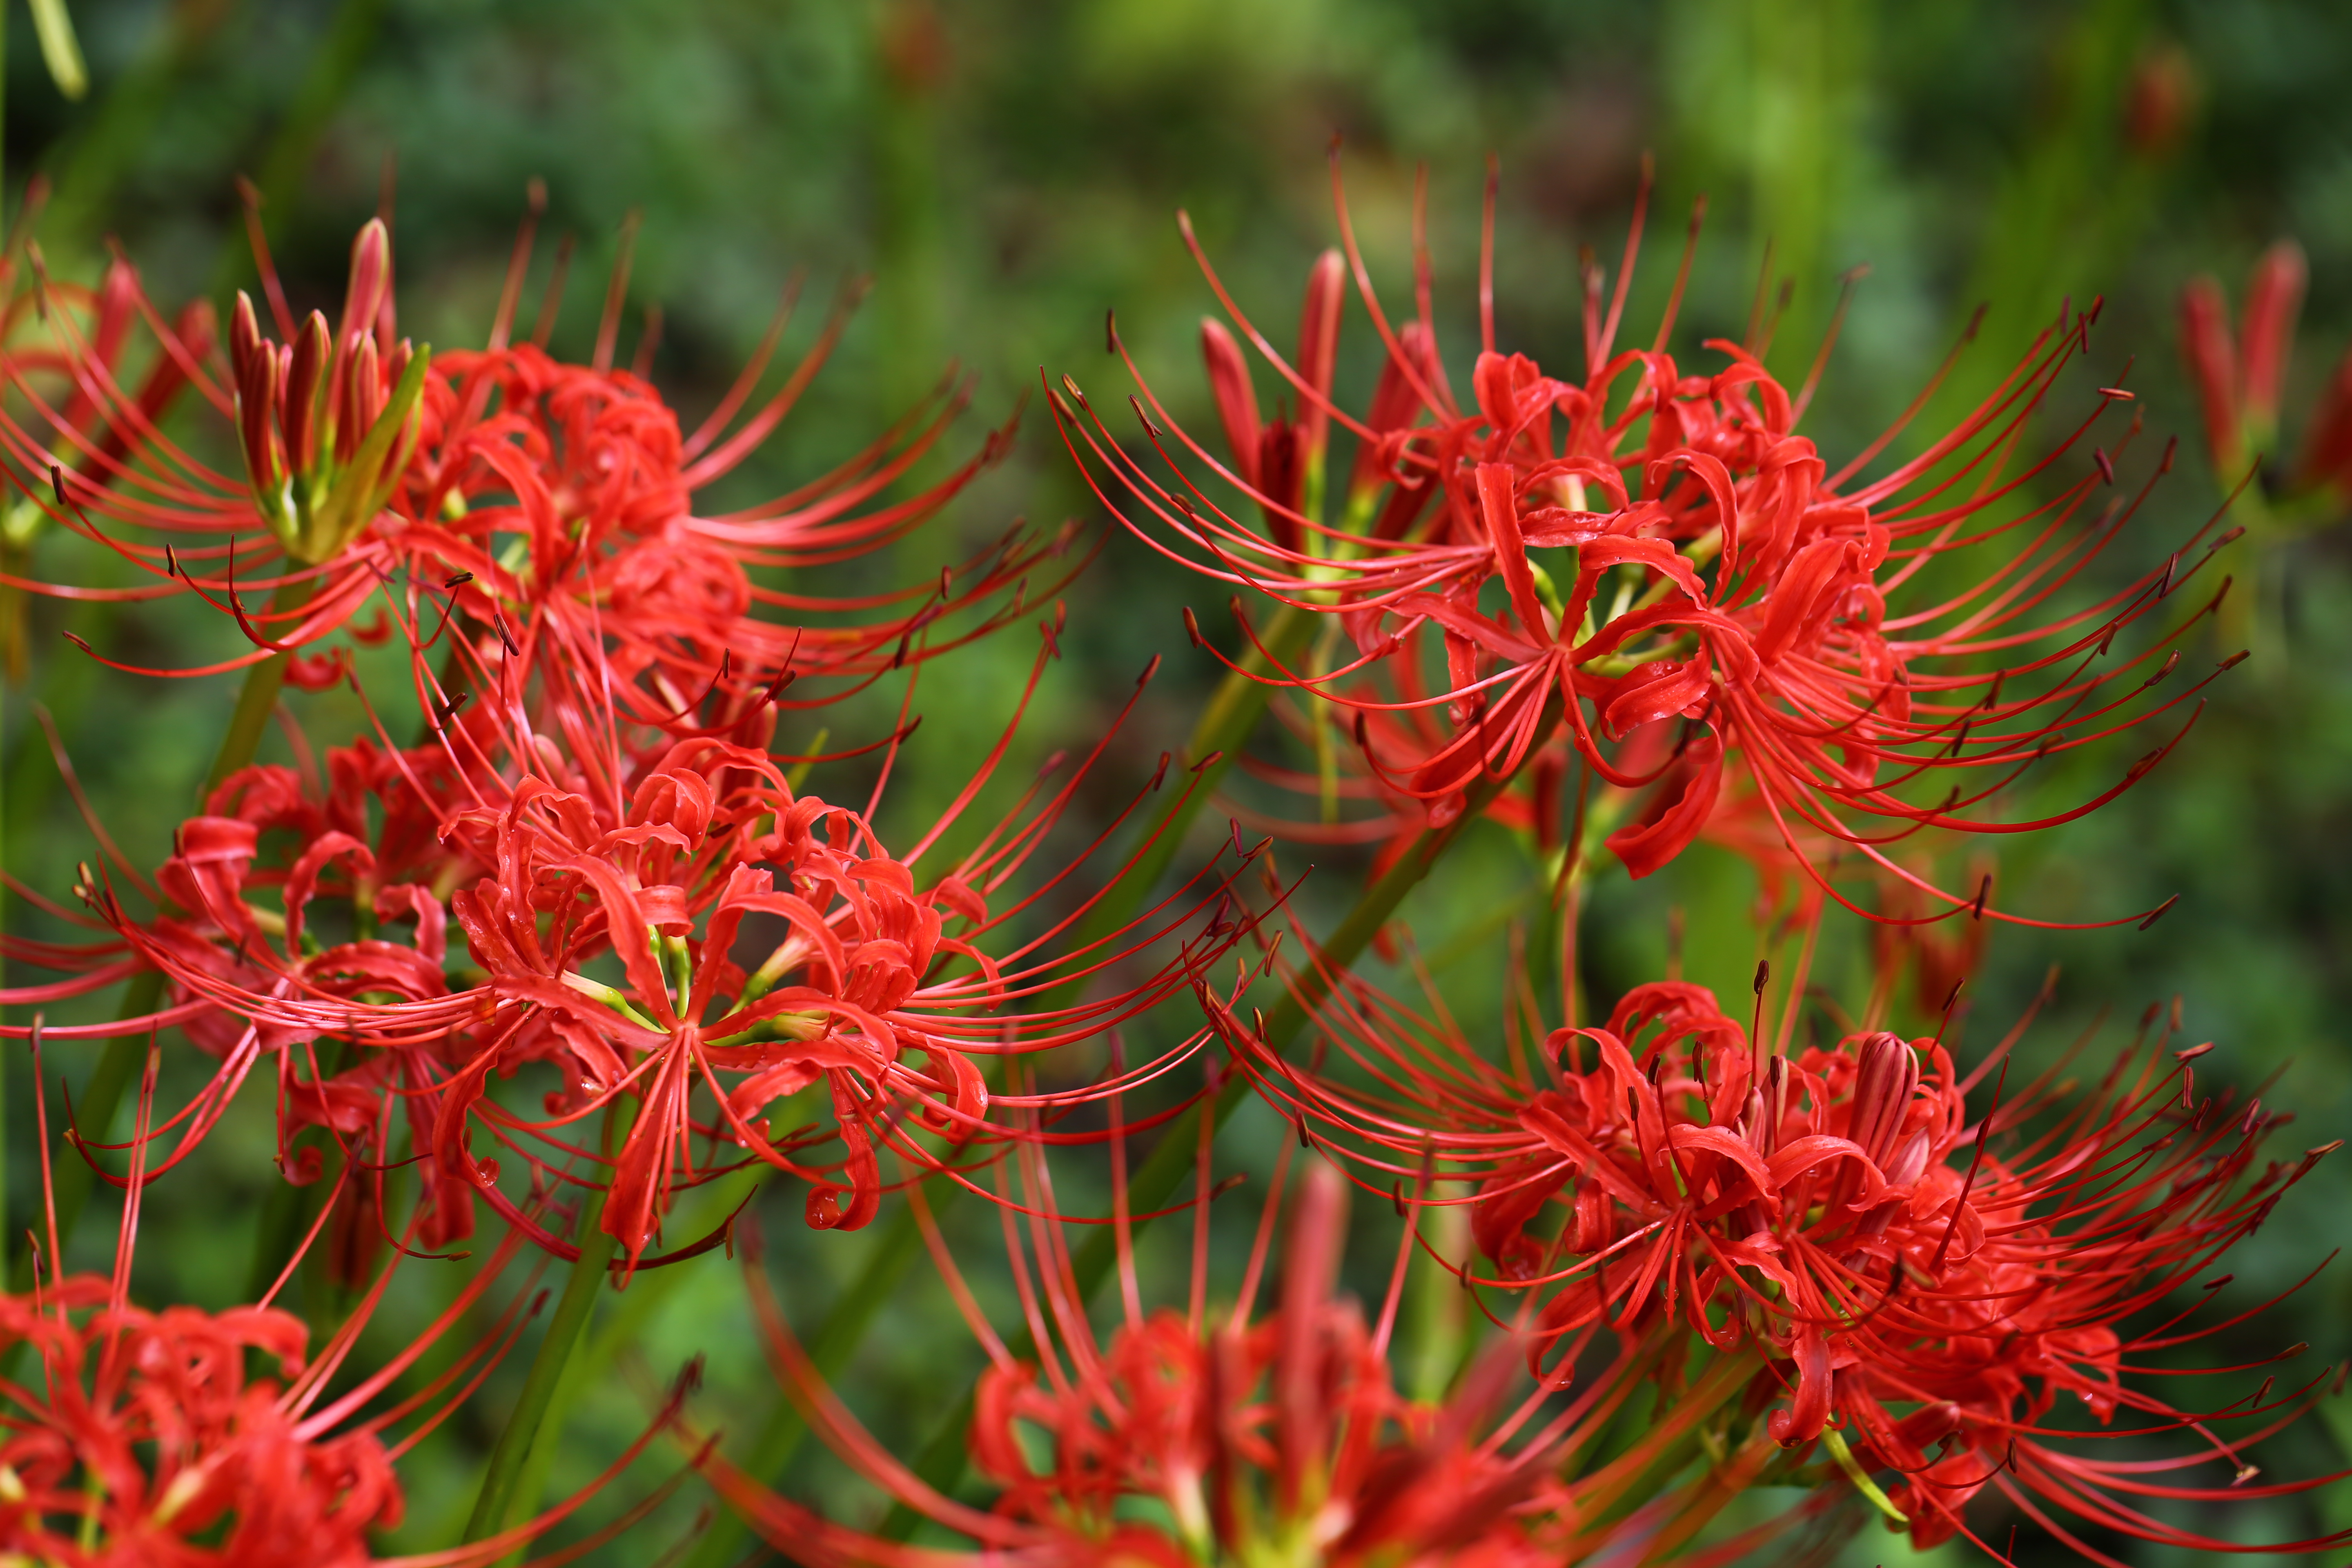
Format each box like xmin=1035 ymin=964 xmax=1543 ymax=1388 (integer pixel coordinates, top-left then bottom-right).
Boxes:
xmin=1041 ymin=601 xmax=1313 ymax=1014
xmin=1405 ymin=1198 xmax=1470 ymax=1402
xmin=492 ymin=1163 xmax=768 ymax=1568
xmin=9 ymin=577 xmax=317 ymax=1300
xmin=462 ymin=1098 xmax=636 ymax=1545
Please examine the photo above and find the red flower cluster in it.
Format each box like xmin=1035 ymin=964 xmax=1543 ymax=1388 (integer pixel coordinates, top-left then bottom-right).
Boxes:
xmin=0 ymin=156 xmax=2338 ymax=1568
xmin=10 ymin=220 xmax=1259 ymax=1285
xmin=16 ymin=206 xmax=1055 ymax=721
xmin=0 ymin=1021 xmax=688 ymax=1567
xmin=1207 ymin=949 xmax=2343 ymax=1558
xmin=1055 ymin=165 xmax=2239 ymax=927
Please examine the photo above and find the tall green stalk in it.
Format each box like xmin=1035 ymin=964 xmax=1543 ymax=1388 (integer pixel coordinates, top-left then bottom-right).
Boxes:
xmin=486 ymin=1167 xmax=766 ymax=1567
xmin=462 ymin=1100 xmax=635 ymax=1545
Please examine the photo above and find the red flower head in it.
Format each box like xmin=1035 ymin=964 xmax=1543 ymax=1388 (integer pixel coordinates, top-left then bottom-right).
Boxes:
xmin=8 ymin=698 xmax=527 ymax=1254
xmin=1054 ymin=160 xmax=2237 ymax=927
xmin=45 ymin=607 xmax=1264 ymax=1272
xmin=424 ymin=649 xmax=1256 ymax=1266
xmin=10 ymin=195 xmax=1065 ymax=726
xmin=0 ymin=1276 xmax=405 ymax=1567
xmin=1212 ymin=949 xmax=2348 ymax=1560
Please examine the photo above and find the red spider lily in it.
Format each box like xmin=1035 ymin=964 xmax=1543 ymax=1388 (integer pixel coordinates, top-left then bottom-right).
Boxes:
xmin=6 ymin=196 xmax=1065 ymax=721
xmin=40 ymin=608 xmax=1261 ymax=1271
xmin=0 ymin=1033 xmax=690 ymax=1568
xmin=691 ymin=1138 xmax=1845 ymax=1568
xmin=376 ymin=327 xmax=1058 ymax=736
xmin=1051 ymin=159 xmax=2239 ymax=927
xmin=1208 ymin=948 xmax=2348 ymax=1561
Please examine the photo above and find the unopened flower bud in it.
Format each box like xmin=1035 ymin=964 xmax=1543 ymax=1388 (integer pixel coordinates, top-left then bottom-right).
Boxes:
xmin=235 ymin=340 xmax=281 ymax=499
xmin=2124 ymin=42 xmax=2197 ymax=158
xmin=228 ymin=290 xmax=263 ymax=389
xmin=1275 ymin=1157 xmax=1347 ymax=1512
xmin=337 ymin=334 xmax=381 ymax=466
xmin=341 ymin=216 xmax=391 ymax=352
xmin=1846 ymin=1031 xmax=1920 ymax=1168
xmin=2240 ymin=240 xmax=2305 ymax=439
xmin=1199 ymin=316 xmax=1261 ymax=488
xmin=1295 ymin=247 xmax=1345 ymax=463
xmin=282 ymin=311 xmax=332 ymax=477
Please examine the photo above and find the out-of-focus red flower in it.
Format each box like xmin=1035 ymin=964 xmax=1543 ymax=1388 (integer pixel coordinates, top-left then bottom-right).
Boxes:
xmin=1056 ymin=163 xmax=2234 ymax=927
xmin=2178 ymin=241 xmax=2306 ymax=481
xmin=2123 ymin=42 xmax=2199 ymax=160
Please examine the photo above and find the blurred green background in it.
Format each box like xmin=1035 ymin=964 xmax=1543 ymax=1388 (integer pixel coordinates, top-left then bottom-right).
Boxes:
xmin=4 ymin=0 xmax=2352 ymax=1562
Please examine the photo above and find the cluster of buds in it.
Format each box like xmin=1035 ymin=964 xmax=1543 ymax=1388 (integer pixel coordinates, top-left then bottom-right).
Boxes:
xmin=227 ymin=221 xmax=430 ymax=567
